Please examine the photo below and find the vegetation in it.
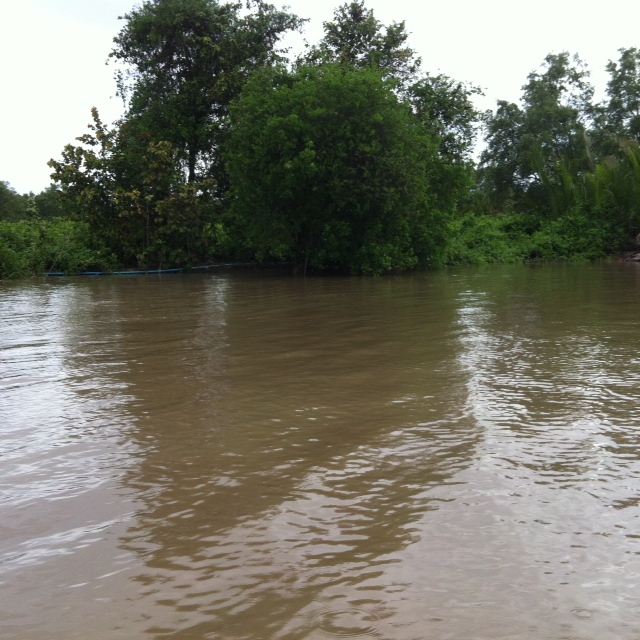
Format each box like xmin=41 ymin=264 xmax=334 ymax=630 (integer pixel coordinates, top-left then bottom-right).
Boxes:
xmin=0 ymin=219 xmax=115 ymax=280
xmin=2 ymin=0 xmax=640 ymax=279
xmin=225 ymin=64 xmax=447 ymax=274
xmin=475 ymin=47 xmax=640 ymax=261
xmin=302 ymin=0 xmax=420 ymax=87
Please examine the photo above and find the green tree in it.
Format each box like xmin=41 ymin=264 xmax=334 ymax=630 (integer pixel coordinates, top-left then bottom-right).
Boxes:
xmin=586 ymin=50 xmax=640 ymax=239
xmin=480 ymin=52 xmax=594 ymax=212
xmin=303 ymin=1 xmax=420 ymax=88
xmin=111 ymin=0 xmax=303 ymax=187
xmin=49 ymin=108 xmax=219 ymax=266
xmin=225 ymin=64 xmax=445 ymax=274
xmin=51 ymin=0 xmax=302 ymax=267
xmin=0 ymin=181 xmax=29 ymax=221
xmin=408 ymin=74 xmax=484 ymax=211
xmin=409 ymin=74 xmax=482 ymax=161
xmin=33 ymin=185 xmax=66 ymax=219
xmin=478 ymin=100 xmax=525 ymax=210
xmin=301 ymin=1 xmax=481 ymax=217
xmin=583 ymin=139 xmax=640 ymax=238
xmin=593 ymin=47 xmax=640 ymax=151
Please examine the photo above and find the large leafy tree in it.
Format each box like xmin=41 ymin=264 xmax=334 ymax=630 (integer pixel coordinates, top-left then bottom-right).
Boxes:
xmin=477 ymin=100 xmax=525 ymax=209
xmin=50 ymin=0 xmax=302 ymax=267
xmin=480 ymin=52 xmax=594 ymax=211
xmin=0 ymin=182 xmax=29 ymax=221
xmin=408 ymin=74 xmax=484 ymax=211
xmin=520 ymin=52 xmax=593 ymax=163
xmin=49 ymin=108 xmax=225 ymax=266
xmin=32 ymin=185 xmax=64 ymax=219
xmin=111 ymin=0 xmax=303 ymax=187
xmin=301 ymin=1 xmax=481 ymax=216
xmin=225 ymin=64 xmax=446 ymax=274
xmin=409 ymin=75 xmax=482 ymax=161
xmin=593 ymin=47 xmax=640 ymax=148
xmin=303 ymin=1 xmax=420 ymax=88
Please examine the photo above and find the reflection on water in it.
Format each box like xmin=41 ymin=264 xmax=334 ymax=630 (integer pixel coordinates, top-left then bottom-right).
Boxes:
xmin=1 ymin=263 xmax=640 ymax=639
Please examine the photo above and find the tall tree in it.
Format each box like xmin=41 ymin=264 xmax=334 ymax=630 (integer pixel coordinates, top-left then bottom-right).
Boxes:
xmin=304 ymin=1 xmax=420 ymax=88
xmin=33 ymin=185 xmax=65 ymax=219
xmin=111 ymin=0 xmax=303 ymax=187
xmin=408 ymin=74 xmax=484 ymax=211
xmin=225 ymin=64 xmax=444 ymax=274
xmin=51 ymin=0 xmax=302 ymax=267
xmin=594 ymin=47 xmax=640 ymax=147
xmin=478 ymin=100 xmax=525 ymax=209
xmin=520 ymin=52 xmax=593 ymax=165
xmin=0 ymin=182 xmax=29 ymax=221
xmin=49 ymin=108 xmax=221 ymax=266
xmin=479 ymin=52 xmax=594 ymax=212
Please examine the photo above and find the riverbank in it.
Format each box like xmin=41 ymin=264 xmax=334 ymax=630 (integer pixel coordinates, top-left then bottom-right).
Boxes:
xmin=1 ymin=212 xmax=635 ymax=280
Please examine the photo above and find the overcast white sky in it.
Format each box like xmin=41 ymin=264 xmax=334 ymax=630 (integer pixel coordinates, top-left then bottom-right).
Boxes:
xmin=2 ymin=0 xmax=639 ymax=194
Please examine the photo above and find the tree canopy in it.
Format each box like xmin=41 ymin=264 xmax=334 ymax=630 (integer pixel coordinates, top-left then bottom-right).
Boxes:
xmin=225 ymin=64 xmax=446 ymax=274
xmin=111 ymin=0 xmax=303 ymax=187
xmin=479 ymin=52 xmax=594 ymax=211
xmin=0 ymin=182 xmax=29 ymax=221
xmin=303 ymin=1 xmax=420 ymax=89
xmin=593 ymin=47 xmax=640 ymax=149
xmin=49 ymin=0 xmax=303 ymax=267
xmin=36 ymin=0 xmax=640 ymax=279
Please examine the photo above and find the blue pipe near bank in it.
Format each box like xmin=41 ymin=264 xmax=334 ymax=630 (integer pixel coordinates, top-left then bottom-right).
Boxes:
xmin=43 ymin=263 xmax=255 ymax=277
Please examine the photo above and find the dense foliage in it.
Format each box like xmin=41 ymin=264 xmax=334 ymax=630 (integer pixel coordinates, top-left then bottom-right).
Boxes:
xmin=110 ymin=0 xmax=303 ymax=187
xmin=47 ymin=0 xmax=302 ymax=268
xmin=302 ymin=0 xmax=420 ymax=87
xmin=0 ymin=219 xmax=115 ymax=280
xmin=475 ymin=47 xmax=640 ymax=258
xmin=3 ymin=1 xmax=640 ymax=279
xmin=479 ymin=52 xmax=594 ymax=212
xmin=226 ymin=64 xmax=446 ymax=274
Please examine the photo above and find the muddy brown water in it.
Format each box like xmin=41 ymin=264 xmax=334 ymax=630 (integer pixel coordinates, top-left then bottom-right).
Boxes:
xmin=1 ymin=263 xmax=640 ymax=640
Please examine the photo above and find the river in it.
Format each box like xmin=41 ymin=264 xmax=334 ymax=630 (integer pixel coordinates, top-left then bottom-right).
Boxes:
xmin=1 ymin=262 xmax=640 ymax=639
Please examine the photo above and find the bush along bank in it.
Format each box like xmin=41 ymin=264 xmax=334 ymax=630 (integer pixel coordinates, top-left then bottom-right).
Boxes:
xmin=0 ymin=219 xmax=117 ymax=280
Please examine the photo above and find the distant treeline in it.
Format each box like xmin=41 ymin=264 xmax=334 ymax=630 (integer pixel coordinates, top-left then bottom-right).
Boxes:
xmin=2 ymin=0 xmax=640 ymax=278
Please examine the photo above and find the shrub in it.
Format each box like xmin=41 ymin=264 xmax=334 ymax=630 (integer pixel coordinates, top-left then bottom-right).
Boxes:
xmin=0 ymin=219 xmax=117 ymax=279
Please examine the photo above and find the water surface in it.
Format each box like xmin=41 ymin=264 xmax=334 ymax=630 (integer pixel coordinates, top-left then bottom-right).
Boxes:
xmin=1 ymin=263 xmax=640 ymax=639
